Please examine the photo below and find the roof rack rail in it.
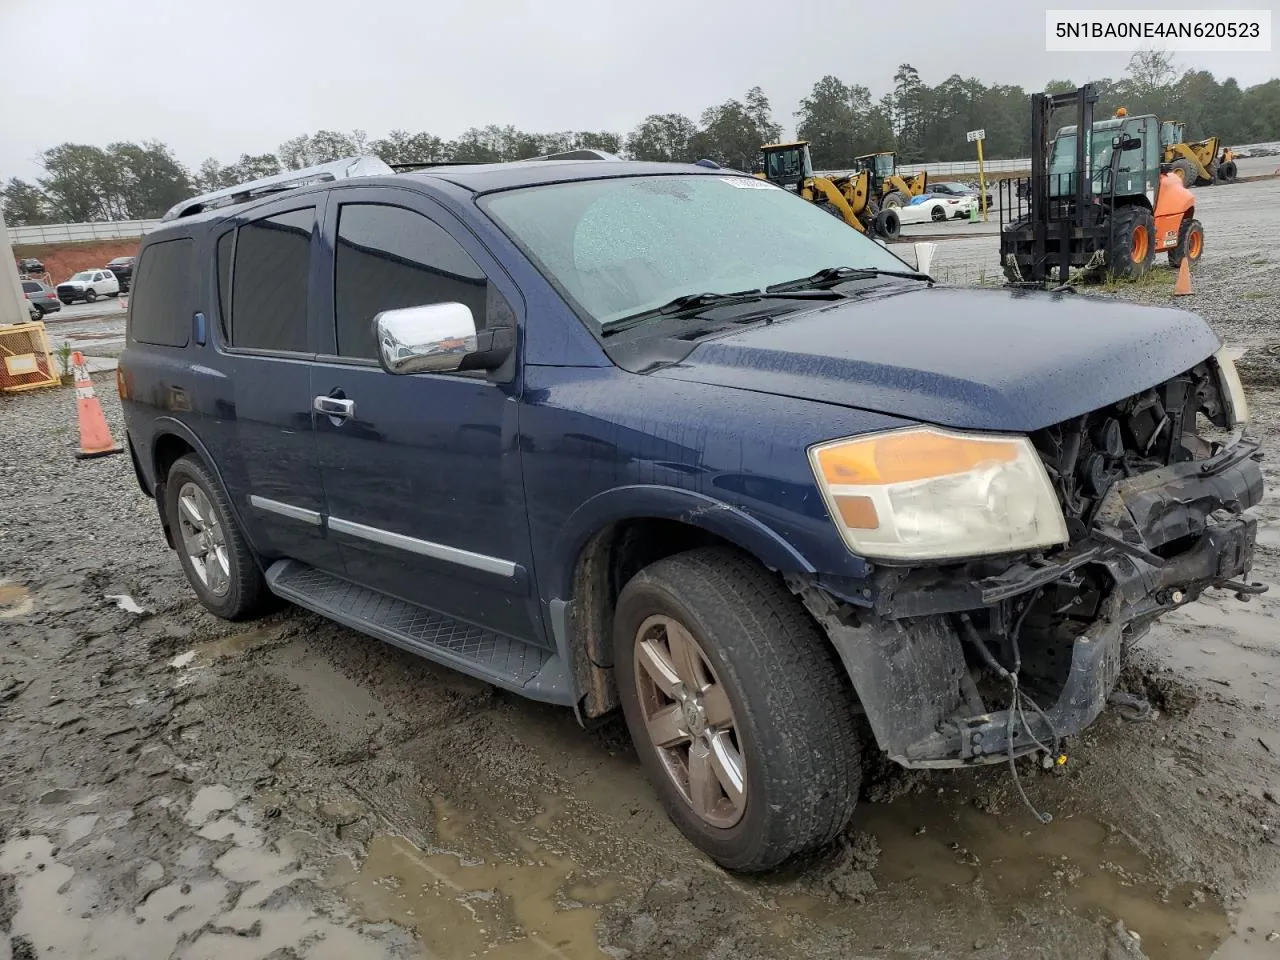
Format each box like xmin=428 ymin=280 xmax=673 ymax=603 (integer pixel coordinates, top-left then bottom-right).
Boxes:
xmin=160 ymin=155 xmax=394 ymax=222
xmin=526 ymin=148 xmax=622 ymax=161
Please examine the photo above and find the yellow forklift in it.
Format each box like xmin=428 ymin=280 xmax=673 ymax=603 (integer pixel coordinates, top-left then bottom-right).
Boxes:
xmin=758 ymin=141 xmax=901 ymax=239
xmin=853 ymin=152 xmax=928 ymax=208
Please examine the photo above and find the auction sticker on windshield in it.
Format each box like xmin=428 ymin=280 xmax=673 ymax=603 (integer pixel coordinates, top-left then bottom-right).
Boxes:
xmin=721 ymin=177 xmax=778 ymax=189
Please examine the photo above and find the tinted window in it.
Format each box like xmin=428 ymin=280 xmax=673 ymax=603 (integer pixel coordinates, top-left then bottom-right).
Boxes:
xmin=333 ymin=203 xmax=488 ymax=360
xmin=230 ymin=207 xmax=313 ymax=353
xmin=215 ymin=229 xmax=233 ymax=339
xmin=127 ymin=238 xmax=194 ymax=347
xmin=22 ymin=281 xmax=39 ymax=292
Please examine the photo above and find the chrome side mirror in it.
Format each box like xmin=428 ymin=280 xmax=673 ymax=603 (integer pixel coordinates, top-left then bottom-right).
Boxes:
xmin=375 ymin=303 xmax=478 ymax=375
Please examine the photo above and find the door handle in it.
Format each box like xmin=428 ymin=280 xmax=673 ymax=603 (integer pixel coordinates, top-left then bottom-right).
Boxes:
xmin=313 ymin=395 xmax=355 ymax=419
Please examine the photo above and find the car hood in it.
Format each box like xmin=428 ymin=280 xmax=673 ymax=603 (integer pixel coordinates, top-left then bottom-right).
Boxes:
xmin=651 ymin=286 xmax=1222 ymax=432
xmin=60 ymin=280 xmax=88 ymax=287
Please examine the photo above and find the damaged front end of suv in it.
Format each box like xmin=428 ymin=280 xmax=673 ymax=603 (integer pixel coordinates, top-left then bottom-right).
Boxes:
xmin=792 ymin=349 xmax=1264 ymax=771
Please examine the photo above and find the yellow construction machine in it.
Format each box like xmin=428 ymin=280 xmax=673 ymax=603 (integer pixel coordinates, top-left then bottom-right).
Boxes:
xmin=1159 ymin=120 xmax=1221 ymax=186
xmin=757 ymin=141 xmax=901 ymax=239
xmin=853 ymin=152 xmax=928 ymax=208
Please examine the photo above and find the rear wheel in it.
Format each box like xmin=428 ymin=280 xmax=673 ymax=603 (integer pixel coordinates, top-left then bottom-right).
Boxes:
xmin=165 ymin=455 xmax=272 ymax=621
xmin=613 ymin=547 xmax=862 ymax=872
xmin=1168 ymin=217 xmax=1205 ymax=269
xmin=1106 ymin=206 xmax=1155 ymax=281
xmin=883 ymin=190 xmax=908 ymax=209
xmin=1170 ymin=158 xmax=1198 ymax=186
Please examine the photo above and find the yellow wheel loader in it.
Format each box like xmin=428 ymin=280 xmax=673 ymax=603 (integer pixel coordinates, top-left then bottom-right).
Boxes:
xmin=758 ymin=141 xmax=901 ymax=239
xmin=853 ymin=152 xmax=928 ymax=209
xmin=1158 ymin=120 xmax=1221 ymax=186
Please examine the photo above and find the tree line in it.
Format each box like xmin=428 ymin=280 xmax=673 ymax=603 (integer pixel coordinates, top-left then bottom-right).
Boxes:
xmin=3 ymin=54 xmax=1276 ymax=226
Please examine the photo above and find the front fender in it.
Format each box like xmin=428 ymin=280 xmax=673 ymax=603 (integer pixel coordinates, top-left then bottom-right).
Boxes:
xmin=547 ymin=484 xmax=816 ymax=601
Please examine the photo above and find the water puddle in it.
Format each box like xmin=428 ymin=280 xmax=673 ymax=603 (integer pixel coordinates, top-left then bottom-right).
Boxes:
xmin=0 ymin=580 xmax=34 ymax=619
xmin=784 ymin=793 xmax=1228 ymax=960
xmin=167 ymin=628 xmax=284 ymax=688
xmin=1211 ymin=880 xmax=1280 ymax=958
xmin=0 ymin=792 xmax=408 ymax=959
xmin=328 ymin=797 xmax=613 ymax=959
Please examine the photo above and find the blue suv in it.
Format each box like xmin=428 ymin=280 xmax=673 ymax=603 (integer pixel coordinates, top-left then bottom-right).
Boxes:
xmin=118 ymin=154 xmax=1264 ymax=871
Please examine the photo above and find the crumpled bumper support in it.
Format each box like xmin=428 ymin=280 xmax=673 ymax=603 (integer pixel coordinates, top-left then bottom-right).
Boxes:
xmin=801 ymin=436 xmax=1265 ymax=768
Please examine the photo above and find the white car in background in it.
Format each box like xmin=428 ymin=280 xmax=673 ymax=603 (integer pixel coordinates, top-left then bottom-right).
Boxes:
xmin=56 ymin=269 xmax=120 ymax=304
xmin=896 ymin=193 xmax=978 ymax=224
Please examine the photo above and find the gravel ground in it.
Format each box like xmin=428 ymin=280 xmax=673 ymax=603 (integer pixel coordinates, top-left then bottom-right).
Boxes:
xmin=2 ymin=207 xmax=1279 ymax=959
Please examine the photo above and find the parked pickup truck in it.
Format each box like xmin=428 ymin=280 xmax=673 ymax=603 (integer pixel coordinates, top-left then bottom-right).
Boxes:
xmin=117 ymin=155 xmax=1264 ymax=872
xmin=57 ymin=268 xmax=120 ymax=304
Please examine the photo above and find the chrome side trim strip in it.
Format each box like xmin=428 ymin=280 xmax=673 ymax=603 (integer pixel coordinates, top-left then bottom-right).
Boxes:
xmin=327 ymin=516 xmax=517 ymax=577
xmin=248 ymin=495 xmax=323 ymax=527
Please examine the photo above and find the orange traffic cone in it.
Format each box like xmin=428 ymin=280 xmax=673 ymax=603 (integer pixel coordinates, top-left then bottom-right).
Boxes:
xmin=71 ymin=351 xmax=123 ymax=459
xmin=1174 ymin=257 xmax=1192 ymax=296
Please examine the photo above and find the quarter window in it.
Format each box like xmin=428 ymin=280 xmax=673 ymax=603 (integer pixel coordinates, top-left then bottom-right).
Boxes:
xmin=127 ymin=238 xmax=194 ymax=348
xmin=229 ymin=208 xmax=313 ymax=353
xmin=333 ymin=203 xmax=489 ymax=361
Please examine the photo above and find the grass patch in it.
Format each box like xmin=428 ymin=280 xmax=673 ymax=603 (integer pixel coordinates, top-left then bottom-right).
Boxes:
xmin=1243 ymin=291 xmax=1271 ymax=300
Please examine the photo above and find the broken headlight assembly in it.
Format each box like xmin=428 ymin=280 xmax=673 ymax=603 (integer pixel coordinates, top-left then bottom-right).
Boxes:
xmin=808 ymin=427 xmax=1069 ymax=562
xmin=1213 ymin=346 xmax=1249 ymax=427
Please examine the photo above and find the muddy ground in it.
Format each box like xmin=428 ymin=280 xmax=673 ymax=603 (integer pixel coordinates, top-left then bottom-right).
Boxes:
xmin=2 ymin=215 xmax=1280 ymax=960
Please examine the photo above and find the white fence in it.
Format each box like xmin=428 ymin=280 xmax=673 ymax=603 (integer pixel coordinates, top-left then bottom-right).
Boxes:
xmin=10 ymin=219 xmax=161 ymax=245
xmin=820 ymin=158 xmax=1032 ymax=179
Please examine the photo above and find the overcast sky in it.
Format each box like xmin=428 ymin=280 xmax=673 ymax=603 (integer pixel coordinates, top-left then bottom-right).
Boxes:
xmin=1 ymin=0 xmax=1275 ymax=183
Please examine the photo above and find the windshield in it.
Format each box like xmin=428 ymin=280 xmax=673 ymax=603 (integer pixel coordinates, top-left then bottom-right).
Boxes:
xmin=940 ymin=182 xmax=969 ymax=192
xmin=71 ymin=271 xmax=93 ymax=281
xmin=481 ymin=174 xmax=911 ymax=330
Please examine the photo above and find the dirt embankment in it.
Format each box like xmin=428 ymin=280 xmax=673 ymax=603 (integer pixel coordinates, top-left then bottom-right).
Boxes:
xmin=15 ymin=240 xmax=140 ymax=285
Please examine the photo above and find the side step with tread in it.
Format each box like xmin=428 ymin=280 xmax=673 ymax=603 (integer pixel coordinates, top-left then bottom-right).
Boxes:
xmin=265 ymin=560 xmax=573 ymax=704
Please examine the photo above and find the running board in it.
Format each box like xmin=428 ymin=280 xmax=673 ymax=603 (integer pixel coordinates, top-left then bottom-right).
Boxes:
xmin=264 ymin=559 xmax=573 ymax=705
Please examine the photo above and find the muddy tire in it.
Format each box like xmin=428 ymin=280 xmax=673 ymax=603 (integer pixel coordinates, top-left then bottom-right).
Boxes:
xmin=1168 ymin=218 xmax=1204 ymax=269
xmin=164 ymin=454 xmax=271 ymax=621
xmin=882 ymin=190 xmax=908 ymax=209
xmin=1106 ymin=206 xmax=1155 ymax=281
xmin=613 ymin=547 xmax=862 ymax=872
xmin=1170 ymin=158 xmax=1197 ymax=186
xmin=1218 ymin=160 xmax=1237 ymax=181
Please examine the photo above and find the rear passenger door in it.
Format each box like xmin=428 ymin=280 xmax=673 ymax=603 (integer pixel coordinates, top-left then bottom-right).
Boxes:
xmin=310 ymin=187 xmax=542 ymax=644
xmin=205 ymin=198 xmax=342 ymax=573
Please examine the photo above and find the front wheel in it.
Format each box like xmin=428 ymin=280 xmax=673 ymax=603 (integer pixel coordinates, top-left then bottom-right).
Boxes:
xmin=1106 ymin=206 xmax=1156 ymax=281
xmin=164 ymin=455 xmax=272 ymax=621
xmin=84 ymin=289 xmax=97 ymax=303
xmin=613 ymin=547 xmax=862 ymax=872
xmin=931 ymin=205 xmax=947 ymax=222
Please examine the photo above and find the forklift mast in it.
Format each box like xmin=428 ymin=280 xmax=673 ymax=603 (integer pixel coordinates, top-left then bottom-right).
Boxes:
xmin=1030 ymin=83 xmax=1096 ymax=285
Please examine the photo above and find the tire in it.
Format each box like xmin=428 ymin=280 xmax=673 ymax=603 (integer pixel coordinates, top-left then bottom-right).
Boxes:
xmin=1168 ymin=218 xmax=1204 ymax=269
xmin=613 ymin=547 xmax=862 ymax=872
xmin=883 ymin=190 xmax=908 ymax=209
xmin=164 ymin=454 xmax=271 ymax=621
xmin=930 ymin=205 xmax=946 ymax=222
xmin=32 ymin=303 xmax=45 ymax=318
xmin=874 ymin=208 xmax=900 ymax=240
xmin=1218 ymin=160 xmax=1237 ymax=181
xmin=84 ymin=289 xmax=97 ymax=303
xmin=1170 ymin=158 xmax=1197 ymax=186
xmin=1206 ymin=162 xmax=1218 ymax=184
xmin=1106 ymin=206 xmax=1155 ymax=281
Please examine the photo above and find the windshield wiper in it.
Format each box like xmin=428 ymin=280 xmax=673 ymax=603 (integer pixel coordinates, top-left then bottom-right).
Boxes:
xmin=601 ymin=288 xmax=845 ymax=336
xmin=765 ymin=266 xmax=930 ymax=294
